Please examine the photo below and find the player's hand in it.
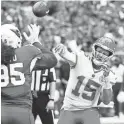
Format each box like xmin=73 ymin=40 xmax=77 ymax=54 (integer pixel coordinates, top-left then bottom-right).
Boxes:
xmin=99 ymin=75 xmax=112 ymax=89
xmin=23 ymin=24 xmax=41 ymax=44
xmin=102 ymin=64 xmax=111 ymax=77
xmin=46 ymin=100 xmax=54 ymax=112
xmin=101 ymin=64 xmax=113 ymax=89
xmin=53 ymin=44 xmax=66 ymax=55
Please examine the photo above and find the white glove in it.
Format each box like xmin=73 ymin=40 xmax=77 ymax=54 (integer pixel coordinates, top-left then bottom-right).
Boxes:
xmin=23 ymin=24 xmax=41 ymax=45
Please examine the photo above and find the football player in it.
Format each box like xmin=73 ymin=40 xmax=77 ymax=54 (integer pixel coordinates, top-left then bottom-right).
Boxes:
xmin=1 ymin=24 xmax=57 ymax=124
xmin=54 ymin=37 xmax=117 ymax=124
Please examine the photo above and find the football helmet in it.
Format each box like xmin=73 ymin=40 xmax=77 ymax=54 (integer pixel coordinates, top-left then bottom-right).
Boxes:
xmin=1 ymin=24 xmax=22 ymax=48
xmin=92 ymin=37 xmax=116 ymax=66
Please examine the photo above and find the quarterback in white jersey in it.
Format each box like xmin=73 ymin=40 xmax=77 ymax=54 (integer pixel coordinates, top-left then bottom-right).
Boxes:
xmin=54 ymin=37 xmax=117 ymax=124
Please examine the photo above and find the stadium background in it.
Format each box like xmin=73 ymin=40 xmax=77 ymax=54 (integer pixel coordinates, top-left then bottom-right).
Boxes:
xmin=1 ymin=0 xmax=124 ymax=124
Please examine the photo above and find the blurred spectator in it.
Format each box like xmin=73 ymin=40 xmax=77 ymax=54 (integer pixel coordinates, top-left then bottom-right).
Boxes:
xmin=2 ymin=1 xmax=124 ymax=50
xmin=59 ymin=60 xmax=70 ymax=92
xmin=54 ymin=59 xmax=70 ymax=118
xmin=111 ymin=55 xmax=124 ymax=117
xmin=54 ymin=80 xmax=64 ymax=118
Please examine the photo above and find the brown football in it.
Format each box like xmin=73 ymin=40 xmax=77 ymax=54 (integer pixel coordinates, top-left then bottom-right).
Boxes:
xmin=32 ymin=1 xmax=49 ymax=17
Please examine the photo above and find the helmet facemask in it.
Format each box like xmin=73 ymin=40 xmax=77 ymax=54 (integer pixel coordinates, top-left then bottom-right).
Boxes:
xmin=93 ymin=45 xmax=113 ymax=66
xmin=93 ymin=37 xmax=114 ymax=66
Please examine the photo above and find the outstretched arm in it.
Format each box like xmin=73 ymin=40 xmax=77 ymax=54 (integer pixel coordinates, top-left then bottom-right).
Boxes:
xmin=33 ymin=42 xmax=57 ymax=69
xmin=54 ymin=44 xmax=76 ymax=67
xmin=23 ymin=24 xmax=57 ymax=69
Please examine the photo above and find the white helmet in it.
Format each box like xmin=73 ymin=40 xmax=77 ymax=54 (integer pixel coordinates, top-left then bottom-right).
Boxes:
xmin=1 ymin=24 xmax=22 ymax=48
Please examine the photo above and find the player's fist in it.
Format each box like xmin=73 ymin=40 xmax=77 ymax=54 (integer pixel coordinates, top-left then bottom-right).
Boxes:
xmin=54 ymin=44 xmax=66 ymax=55
xmin=102 ymin=64 xmax=111 ymax=77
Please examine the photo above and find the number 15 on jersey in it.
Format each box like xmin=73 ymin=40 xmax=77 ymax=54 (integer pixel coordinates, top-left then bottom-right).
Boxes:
xmin=72 ymin=76 xmax=102 ymax=102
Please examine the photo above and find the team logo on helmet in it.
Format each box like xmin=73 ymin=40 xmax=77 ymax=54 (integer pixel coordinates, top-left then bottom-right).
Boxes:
xmin=1 ymin=24 xmax=22 ymax=48
xmin=95 ymin=37 xmax=116 ymax=54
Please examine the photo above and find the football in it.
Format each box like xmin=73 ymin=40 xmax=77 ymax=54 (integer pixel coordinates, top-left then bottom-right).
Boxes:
xmin=32 ymin=1 xmax=49 ymax=17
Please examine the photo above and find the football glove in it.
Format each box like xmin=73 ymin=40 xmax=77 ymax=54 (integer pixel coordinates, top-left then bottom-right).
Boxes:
xmin=23 ymin=24 xmax=41 ymax=45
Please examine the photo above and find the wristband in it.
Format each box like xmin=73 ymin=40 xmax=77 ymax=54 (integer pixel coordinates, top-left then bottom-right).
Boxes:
xmin=103 ymin=83 xmax=112 ymax=89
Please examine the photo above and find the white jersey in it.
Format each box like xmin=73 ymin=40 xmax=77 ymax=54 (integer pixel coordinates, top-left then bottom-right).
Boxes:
xmin=62 ymin=51 xmax=116 ymax=110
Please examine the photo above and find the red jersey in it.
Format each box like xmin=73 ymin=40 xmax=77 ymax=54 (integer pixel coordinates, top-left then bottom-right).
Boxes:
xmin=1 ymin=44 xmax=57 ymax=108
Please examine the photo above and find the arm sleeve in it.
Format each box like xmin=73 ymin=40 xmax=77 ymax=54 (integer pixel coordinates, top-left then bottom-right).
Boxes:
xmin=32 ymin=42 xmax=57 ymax=70
xmin=60 ymin=50 xmax=77 ymax=67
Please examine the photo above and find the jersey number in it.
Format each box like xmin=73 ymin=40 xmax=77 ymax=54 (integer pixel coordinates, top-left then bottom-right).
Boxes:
xmin=72 ymin=76 xmax=101 ymax=101
xmin=1 ymin=63 xmax=25 ymax=87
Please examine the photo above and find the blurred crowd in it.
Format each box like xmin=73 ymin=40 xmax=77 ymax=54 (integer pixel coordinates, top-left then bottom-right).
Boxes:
xmin=1 ymin=1 xmax=124 ymax=50
xmin=1 ymin=0 xmax=124 ymax=118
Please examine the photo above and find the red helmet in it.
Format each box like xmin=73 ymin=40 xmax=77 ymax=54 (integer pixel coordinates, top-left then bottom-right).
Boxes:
xmin=92 ymin=37 xmax=116 ymax=66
